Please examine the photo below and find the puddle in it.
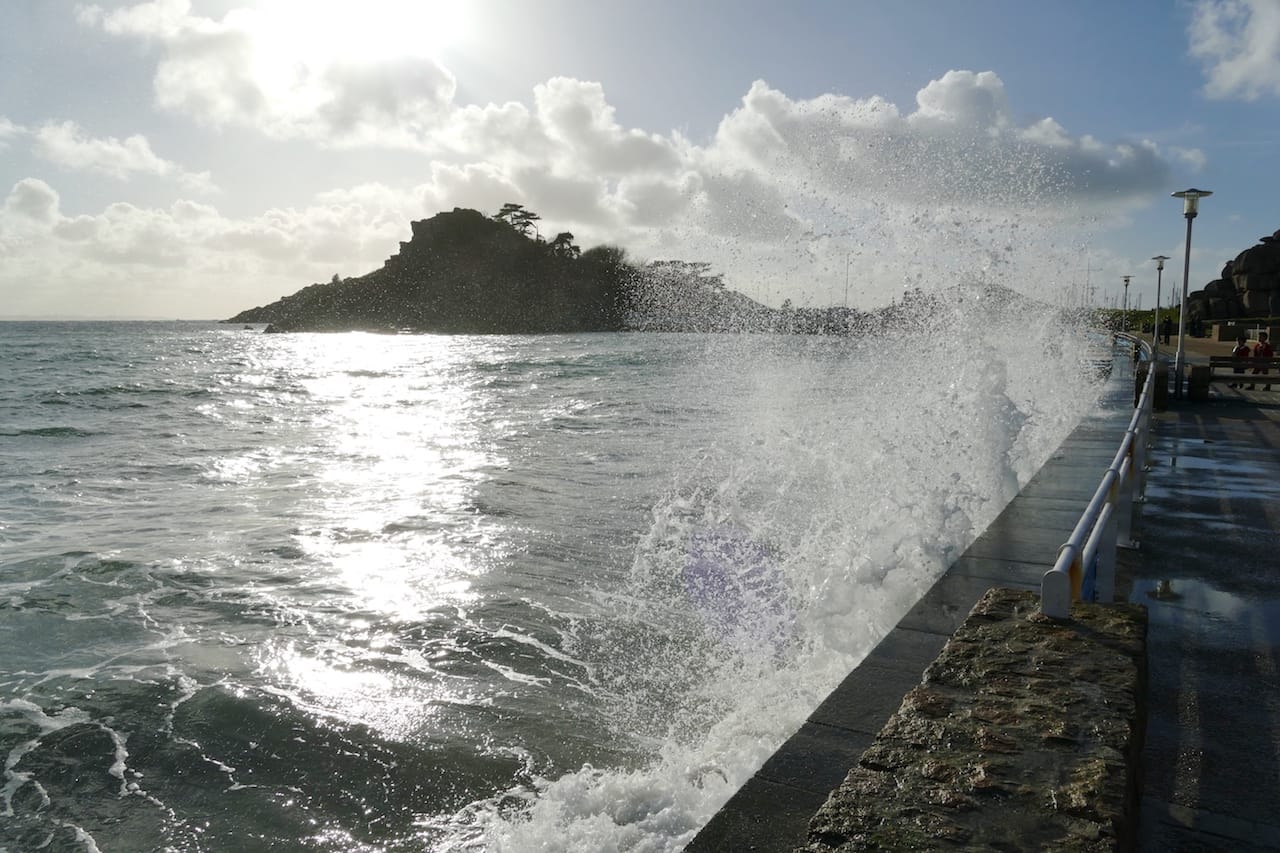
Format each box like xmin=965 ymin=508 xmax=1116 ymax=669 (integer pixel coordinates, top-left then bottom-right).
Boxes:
xmin=1130 ymin=577 xmax=1280 ymax=652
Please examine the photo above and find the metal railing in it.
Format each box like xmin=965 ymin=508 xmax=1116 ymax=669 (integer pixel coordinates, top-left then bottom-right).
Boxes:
xmin=1040 ymin=334 xmax=1154 ymax=618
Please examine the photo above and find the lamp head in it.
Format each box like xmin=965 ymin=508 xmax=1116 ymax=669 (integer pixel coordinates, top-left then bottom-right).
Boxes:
xmin=1152 ymin=255 xmax=1170 ymax=270
xmin=1172 ymin=188 xmax=1212 ymax=217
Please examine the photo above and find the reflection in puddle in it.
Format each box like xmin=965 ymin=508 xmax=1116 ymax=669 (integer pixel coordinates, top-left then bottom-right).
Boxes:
xmin=1131 ymin=577 xmax=1280 ymax=652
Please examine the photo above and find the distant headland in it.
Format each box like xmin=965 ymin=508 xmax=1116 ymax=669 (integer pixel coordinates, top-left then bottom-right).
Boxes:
xmin=224 ymin=205 xmax=895 ymax=335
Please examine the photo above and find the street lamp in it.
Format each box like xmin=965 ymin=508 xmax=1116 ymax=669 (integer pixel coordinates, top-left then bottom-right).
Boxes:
xmin=1152 ymin=255 xmax=1170 ymax=359
xmin=1171 ymin=188 xmax=1212 ymax=398
xmin=1122 ymin=275 xmax=1131 ymax=332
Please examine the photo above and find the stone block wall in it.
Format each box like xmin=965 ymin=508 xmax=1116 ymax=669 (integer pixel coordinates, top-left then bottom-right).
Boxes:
xmin=795 ymin=588 xmax=1146 ymax=852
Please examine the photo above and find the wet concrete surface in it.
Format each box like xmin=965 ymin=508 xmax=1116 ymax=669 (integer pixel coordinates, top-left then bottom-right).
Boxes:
xmin=1116 ymin=383 xmax=1280 ymax=851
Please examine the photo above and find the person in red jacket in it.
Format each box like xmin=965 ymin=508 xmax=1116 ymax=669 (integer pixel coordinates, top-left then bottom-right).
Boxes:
xmin=1247 ymin=331 xmax=1274 ymax=391
xmin=1230 ymin=334 xmax=1251 ymax=388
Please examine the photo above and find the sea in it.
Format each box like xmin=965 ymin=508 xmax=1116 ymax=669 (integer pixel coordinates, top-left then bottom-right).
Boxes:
xmin=0 ymin=309 xmax=1108 ymax=852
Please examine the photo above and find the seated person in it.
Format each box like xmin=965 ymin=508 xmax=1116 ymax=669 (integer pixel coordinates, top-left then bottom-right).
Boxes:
xmin=1247 ymin=331 xmax=1274 ymax=391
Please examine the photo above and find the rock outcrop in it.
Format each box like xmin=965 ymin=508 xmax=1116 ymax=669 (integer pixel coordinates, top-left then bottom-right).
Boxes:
xmin=227 ymin=208 xmax=636 ymax=334
xmin=225 ymin=207 xmax=793 ymax=335
xmin=1187 ymin=229 xmax=1280 ymax=322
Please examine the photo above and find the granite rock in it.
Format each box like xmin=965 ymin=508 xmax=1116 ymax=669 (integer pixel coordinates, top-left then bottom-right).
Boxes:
xmin=796 ymin=588 xmax=1146 ymax=852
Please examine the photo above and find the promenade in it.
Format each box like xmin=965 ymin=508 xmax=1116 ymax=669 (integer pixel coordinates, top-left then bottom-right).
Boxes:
xmin=1121 ymin=333 xmax=1280 ymax=851
xmin=689 ymin=334 xmax=1280 ymax=851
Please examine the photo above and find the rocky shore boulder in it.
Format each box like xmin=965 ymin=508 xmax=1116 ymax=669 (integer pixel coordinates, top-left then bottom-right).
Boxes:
xmin=1187 ymin=229 xmax=1280 ymax=322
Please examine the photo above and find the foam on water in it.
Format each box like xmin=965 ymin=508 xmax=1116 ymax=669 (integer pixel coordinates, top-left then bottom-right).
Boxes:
xmin=442 ymin=301 xmax=1108 ymax=852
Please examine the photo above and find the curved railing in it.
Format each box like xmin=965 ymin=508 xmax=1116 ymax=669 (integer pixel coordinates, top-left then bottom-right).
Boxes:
xmin=1040 ymin=334 xmax=1155 ymax=618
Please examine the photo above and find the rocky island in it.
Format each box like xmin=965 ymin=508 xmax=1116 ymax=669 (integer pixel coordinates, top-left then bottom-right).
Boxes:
xmin=225 ymin=205 xmax=789 ymax=334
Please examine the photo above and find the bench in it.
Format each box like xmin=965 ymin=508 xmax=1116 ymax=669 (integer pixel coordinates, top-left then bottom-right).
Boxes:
xmin=1204 ymin=355 xmax=1280 ymax=386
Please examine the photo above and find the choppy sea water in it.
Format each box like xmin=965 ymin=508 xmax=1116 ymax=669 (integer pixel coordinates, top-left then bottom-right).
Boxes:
xmin=0 ymin=315 xmax=1106 ymax=852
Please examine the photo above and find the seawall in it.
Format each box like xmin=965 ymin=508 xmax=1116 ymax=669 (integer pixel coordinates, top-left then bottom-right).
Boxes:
xmin=687 ymin=352 xmax=1145 ymax=851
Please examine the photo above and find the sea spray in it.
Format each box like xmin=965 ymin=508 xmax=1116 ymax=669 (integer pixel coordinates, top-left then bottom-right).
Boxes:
xmin=454 ymin=297 xmax=1108 ymax=852
xmin=0 ymin=319 xmax=1109 ymax=852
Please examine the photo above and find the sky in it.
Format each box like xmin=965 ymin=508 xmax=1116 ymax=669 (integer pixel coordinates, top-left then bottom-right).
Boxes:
xmin=2 ymin=0 xmax=1278 ymax=319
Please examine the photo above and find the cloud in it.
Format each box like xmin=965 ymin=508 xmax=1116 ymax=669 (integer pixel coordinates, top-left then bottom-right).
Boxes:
xmin=33 ymin=120 xmax=216 ymax=191
xmin=0 ymin=175 xmax=408 ymax=317
xmin=700 ymin=75 xmax=1172 ymax=219
xmin=81 ymin=5 xmax=1176 ymax=217
xmin=77 ymin=0 xmax=192 ymax=39
xmin=14 ymin=10 xmax=1198 ymax=316
xmin=0 ymin=116 xmax=22 ymax=149
xmin=5 ymin=178 xmax=61 ymax=223
xmin=1189 ymin=0 xmax=1280 ymax=100
xmin=80 ymin=0 xmax=458 ymax=147
xmin=533 ymin=78 xmax=683 ymax=176
xmin=911 ymin=70 xmax=1012 ymax=129
xmin=1171 ymin=146 xmax=1209 ymax=172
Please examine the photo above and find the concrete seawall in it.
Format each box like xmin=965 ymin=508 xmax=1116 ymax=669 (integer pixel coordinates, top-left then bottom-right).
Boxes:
xmin=687 ymin=355 xmax=1143 ymax=851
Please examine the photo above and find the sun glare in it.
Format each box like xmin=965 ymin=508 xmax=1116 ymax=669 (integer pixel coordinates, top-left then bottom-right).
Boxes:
xmin=254 ymin=0 xmax=472 ymax=64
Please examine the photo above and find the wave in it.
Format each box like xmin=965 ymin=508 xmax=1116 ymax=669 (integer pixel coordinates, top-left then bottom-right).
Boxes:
xmin=445 ymin=301 xmax=1108 ymax=852
xmin=2 ymin=426 xmax=96 ymax=438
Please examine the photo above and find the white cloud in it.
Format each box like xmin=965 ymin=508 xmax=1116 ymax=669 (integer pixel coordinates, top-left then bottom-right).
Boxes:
xmin=5 ymin=178 xmax=61 ymax=223
xmin=0 ymin=176 xmax=409 ymax=317
xmin=77 ymin=0 xmax=192 ymax=39
xmin=80 ymin=5 xmax=1177 ymax=217
xmin=1171 ymin=146 xmax=1209 ymax=172
xmin=1189 ymin=0 xmax=1280 ymax=100
xmin=700 ymin=75 xmax=1171 ymax=218
xmin=33 ymin=120 xmax=216 ymax=192
xmin=0 ymin=116 xmax=23 ymax=149
xmin=533 ymin=78 xmax=683 ymax=176
xmin=12 ymin=12 xmax=1197 ymax=316
xmin=80 ymin=0 xmax=458 ymax=147
xmin=910 ymin=70 xmax=1011 ymax=130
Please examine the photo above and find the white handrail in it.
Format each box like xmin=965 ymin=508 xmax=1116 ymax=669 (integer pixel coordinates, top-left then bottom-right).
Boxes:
xmin=1041 ymin=333 xmax=1154 ymax=618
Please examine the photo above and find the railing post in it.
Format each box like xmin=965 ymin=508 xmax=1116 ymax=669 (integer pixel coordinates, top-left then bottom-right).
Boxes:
xmin=1041 ymin=542 xmax=1082 ymax=618
xmin=1117 ymin=441 xmax=1137 ymax=549
xmin=1041 ymin=568 xmax=1071 ymax=619
xmin=1133 ymin=409 xmax=1149 ymax=500
xmin=1097 ymin=494 xmax=1119 ymax=603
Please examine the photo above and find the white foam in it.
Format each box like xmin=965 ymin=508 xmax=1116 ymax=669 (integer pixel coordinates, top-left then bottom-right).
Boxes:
xmin=442 ymin=300 xmax=1107 ymax=852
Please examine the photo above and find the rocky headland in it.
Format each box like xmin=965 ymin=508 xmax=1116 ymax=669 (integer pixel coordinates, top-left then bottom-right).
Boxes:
xmin=1185 ymin=227 xmax=1280 ymax=322
xmin=226 ymin=206 xmax=806 ymax=334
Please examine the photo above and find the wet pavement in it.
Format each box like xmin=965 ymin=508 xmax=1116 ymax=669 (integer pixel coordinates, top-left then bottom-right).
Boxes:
xmin=1117 ymin=367 xmax=1280 ymax=851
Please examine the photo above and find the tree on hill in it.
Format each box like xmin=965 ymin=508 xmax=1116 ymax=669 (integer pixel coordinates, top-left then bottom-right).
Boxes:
xmin=549 ymin=231 xmax=580 ymax=258
xmin=494 ymin=202 xmax=542 ymax=239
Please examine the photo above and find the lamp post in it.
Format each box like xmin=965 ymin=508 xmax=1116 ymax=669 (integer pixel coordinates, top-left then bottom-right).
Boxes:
xmin=1152 ymin=255 xmax=1170 ymax=360
xmin=1122 ymin=275 xmax=1131 ymax=332
xmin=1171 ymin=189 xmax=1212 ymax=398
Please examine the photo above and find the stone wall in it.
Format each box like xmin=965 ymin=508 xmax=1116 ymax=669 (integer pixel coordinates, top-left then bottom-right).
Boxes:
xmin=795 ymin=588 xmax=1146 ymax=852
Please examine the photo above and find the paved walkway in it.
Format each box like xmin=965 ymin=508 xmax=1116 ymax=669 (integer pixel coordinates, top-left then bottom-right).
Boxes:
xmin=1117 ymin=356 xmax=1280 ymax=851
